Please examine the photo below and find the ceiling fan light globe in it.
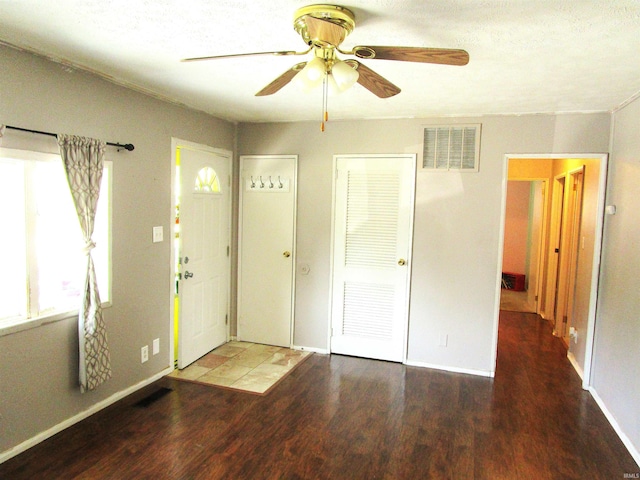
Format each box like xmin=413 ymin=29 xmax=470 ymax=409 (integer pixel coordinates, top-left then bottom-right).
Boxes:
xmin=293 ymin=68 xmax=323 ymax=92
xmin=327 ymin=74 xmax=341 ymax=96
xmin=331 ymin=59 xmax=359 ymax=92
xmin=303 ymin=56 xmax=326 ymax=82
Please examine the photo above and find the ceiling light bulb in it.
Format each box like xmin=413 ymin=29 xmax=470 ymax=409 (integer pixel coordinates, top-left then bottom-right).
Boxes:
xmin=331 ymin=60 xmax=359 ymax=92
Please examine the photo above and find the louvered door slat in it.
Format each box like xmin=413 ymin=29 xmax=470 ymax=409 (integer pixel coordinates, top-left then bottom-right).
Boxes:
xmin=345 ymin=171 xmax=399 ymax=269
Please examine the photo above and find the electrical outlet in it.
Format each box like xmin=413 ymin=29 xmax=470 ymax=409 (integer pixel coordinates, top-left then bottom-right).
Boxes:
xmin=152 ymin=338 xmax=160 ymax=355
xmin=141 ymin=345 xmax=149 ymax=363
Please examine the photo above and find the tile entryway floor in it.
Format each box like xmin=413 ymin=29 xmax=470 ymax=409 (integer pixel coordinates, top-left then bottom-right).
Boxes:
xmin=168 ymin=341 xmax=312 ymax=395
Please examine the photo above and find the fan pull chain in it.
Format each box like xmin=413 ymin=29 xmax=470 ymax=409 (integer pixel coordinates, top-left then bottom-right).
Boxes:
xmin=321 ymin=71 xmax=329 ymax=132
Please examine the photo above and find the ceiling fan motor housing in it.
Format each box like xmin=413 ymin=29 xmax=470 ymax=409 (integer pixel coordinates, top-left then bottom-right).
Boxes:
xmin=293 ymin=4 xmax=356 ymax=48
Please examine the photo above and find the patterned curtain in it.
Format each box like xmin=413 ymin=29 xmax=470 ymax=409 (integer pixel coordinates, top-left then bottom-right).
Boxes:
xmin=58 ymin=134 xmax=112 ymax=392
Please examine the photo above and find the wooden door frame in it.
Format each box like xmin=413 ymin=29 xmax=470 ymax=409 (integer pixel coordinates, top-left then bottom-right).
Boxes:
xmin=494 ymin=153 xmax=608 ymax=390
xmin=170 ymin=138 xmax=233 ymax=370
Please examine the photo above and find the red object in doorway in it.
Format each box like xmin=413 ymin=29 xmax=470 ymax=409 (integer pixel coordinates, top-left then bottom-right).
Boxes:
xmin=502 ymin=272 xmax=525 ymax=291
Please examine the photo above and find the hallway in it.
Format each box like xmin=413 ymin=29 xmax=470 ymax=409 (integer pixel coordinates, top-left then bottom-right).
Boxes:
xmin=1 ymin=311 xmax=637 ymax=479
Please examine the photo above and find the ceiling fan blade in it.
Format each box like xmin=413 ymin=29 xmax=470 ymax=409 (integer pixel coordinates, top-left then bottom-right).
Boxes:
xmin=255 ymin=62 xmax=307 ymax=96
xmin=304 ymin=15 xmax=347 ymax=47
xmin=349 ymin=46 xmax=469 ymax=66
xmin=347 ymin=60 xmax=400 ymax=98
xmin=182 ymin=49 xmax=309 ymax=62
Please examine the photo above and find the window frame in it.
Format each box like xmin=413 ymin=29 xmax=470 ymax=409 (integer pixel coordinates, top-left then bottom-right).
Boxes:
xmin=0 ymin=147 xmax=112 ymax=337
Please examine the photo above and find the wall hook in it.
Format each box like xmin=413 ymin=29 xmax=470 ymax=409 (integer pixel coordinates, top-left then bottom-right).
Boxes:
xmin=250 ymin=176 xmax=256 ymax=188
xmin=268 ymin=176 xmax=274 ymax=188
xmin=259 ymin=176 xmax=265 ymax=188
xmin=278 ymin=176 xmax=284 ymax=188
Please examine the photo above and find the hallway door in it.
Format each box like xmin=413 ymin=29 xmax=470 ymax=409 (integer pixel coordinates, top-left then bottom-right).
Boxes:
xmin=558 ymin=168 xmax=585 ymax=343
xmin=528 ymin=180 xmax=547 ymax=313
xmin=330 ymin=154 xmax=416 ymax=362
xmin=548 ymin=174 xmax=566 ymax=331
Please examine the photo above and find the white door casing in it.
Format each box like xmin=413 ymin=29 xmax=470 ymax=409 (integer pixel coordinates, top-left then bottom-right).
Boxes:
xmin=330 ymin=154 xmax=416 ymax=362
xmin=237 ymin=155 xmax=297 ymax=347
xmin=178 ymin=146 xmax=231 ymax=368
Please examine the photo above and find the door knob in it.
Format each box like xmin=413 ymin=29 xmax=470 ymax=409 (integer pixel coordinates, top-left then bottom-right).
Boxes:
xmin=398 ymin=259 xmax=406 ymax=266
xmin=184 ymin=271 xmax=194 ymax=279
xmin=283 ymin=251 xmax=291 ymax=258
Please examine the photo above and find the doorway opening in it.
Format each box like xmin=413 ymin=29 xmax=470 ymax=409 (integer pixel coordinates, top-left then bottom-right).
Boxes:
xmin=497 ymin=154 xmax=608 ymax=389
xmin=500 ymin=179 xmax=548 ymax=314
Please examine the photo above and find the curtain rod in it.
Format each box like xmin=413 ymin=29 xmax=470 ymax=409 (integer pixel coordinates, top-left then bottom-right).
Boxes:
xmin=5 ymin=125 xmax=135 ymax=151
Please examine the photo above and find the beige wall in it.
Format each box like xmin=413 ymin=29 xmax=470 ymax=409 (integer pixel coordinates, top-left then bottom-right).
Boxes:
xmin=238 ymin=113 xmax=610 ymax=374
xmin=593 ymin=95 xmax=640 ymax=458
xmin=0 ymin=44 xmax=235 ymax=455
xmin=503 ymin=181 xmax=531 ymax=274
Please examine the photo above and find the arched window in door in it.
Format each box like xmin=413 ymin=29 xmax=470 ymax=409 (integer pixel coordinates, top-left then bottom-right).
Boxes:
xmin=194 ymin=166 xmax=220 ymax=193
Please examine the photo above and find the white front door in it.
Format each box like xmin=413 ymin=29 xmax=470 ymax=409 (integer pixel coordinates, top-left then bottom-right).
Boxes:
xmin=330 ymin=154 xmax=416 ymax=362
xmin=178 ymin=146 xmax=231 ymax=368
xmin=237 ymin=155 xmax=297 ymax=347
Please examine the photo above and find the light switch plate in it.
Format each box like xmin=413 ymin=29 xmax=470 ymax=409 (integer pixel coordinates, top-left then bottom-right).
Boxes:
xmin=152 ymin=226 xmax=163 ymax=243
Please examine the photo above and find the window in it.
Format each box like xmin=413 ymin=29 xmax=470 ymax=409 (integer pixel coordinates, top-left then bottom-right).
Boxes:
xmin=194 ymin=166 xmax=220 ymax=193
xmin=0 ymin=148 xmax=111 ymax=331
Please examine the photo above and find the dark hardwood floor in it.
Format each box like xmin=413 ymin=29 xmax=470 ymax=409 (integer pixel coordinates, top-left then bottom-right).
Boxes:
xmin=1 ymin=311 xmax=638 ymax=479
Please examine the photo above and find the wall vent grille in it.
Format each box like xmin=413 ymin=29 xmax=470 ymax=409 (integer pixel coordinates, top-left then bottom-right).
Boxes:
xmin=422 ymin=124 xmax=481 ymax=171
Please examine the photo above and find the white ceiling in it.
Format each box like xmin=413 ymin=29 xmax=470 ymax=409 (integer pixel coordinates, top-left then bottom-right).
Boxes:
xmin=1 ymin=0 xmax=639 ymax=123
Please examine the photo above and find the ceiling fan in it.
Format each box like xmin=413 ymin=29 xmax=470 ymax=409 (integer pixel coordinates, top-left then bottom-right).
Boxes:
xmin=182 ymin=4 xmax=469 ymax=99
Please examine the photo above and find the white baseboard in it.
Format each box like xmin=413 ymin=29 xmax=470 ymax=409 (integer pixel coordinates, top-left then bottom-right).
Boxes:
xmin=567 ymin=351 xmax=584 ymax=382
xmin=293 ymin=345 xmax=329 ymax=355
xmin=0 ymin=366 xmax=173 ymax=465
xmin=404 ymin=359 xmax=495 ymax=378
xmin=589 ymin=387 xmax=640 ymax=468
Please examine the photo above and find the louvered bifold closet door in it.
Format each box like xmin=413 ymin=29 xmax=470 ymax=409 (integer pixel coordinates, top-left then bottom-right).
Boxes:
xmin=331 ymin=155 xmax=416 ymax=362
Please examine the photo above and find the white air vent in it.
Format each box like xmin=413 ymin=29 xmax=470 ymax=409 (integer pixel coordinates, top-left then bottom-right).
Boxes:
xmin=421 ymin=124 xmax=481 ymax=171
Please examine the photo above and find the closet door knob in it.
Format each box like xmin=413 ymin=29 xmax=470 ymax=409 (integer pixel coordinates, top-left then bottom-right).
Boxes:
xmin=398 ymin=259 xmax=406 ymax=266
xmin=283 ymin=251 xmax=291 ymax=258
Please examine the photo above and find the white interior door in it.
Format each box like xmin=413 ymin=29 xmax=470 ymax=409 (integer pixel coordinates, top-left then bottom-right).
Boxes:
xmin=330 ymin=154 xmax=416 ymax=362
xmin=238 ymin=155 xmax=297 ymax=347
xmin=178 ymin=146 xmax=230 ymax=368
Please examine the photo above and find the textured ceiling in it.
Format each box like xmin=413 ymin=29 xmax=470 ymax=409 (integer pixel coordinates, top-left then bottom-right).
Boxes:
xmin=1 ymin=0 xmax=640 ymax=123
